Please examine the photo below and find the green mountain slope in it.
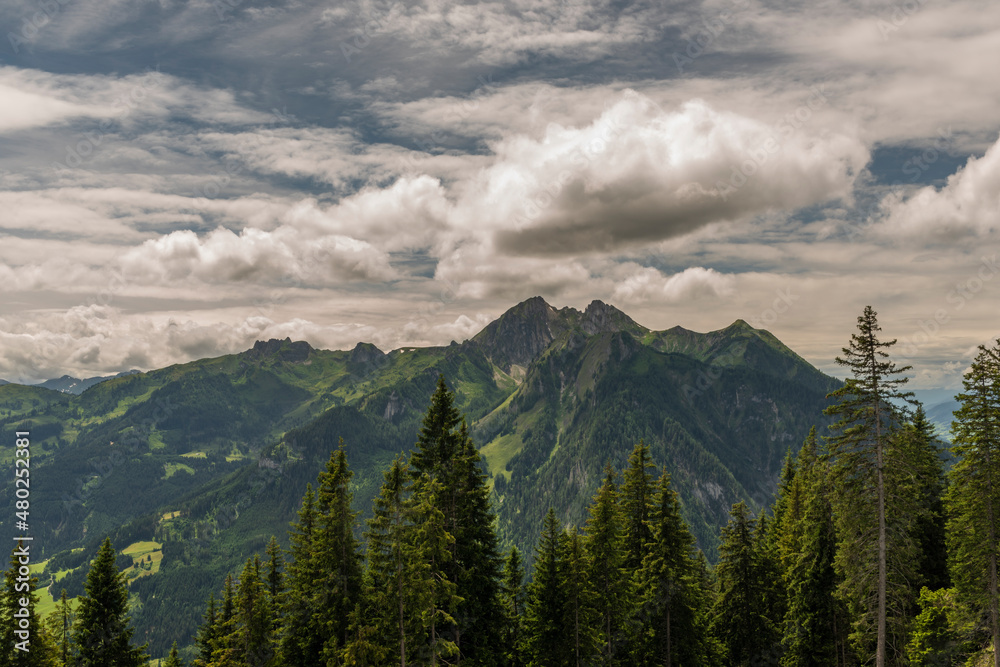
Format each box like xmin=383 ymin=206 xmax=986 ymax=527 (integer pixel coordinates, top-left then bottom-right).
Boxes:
xmin=472 ymin=304 xmax=837 ymax=560
xmin=0 ymin=298 xmax=838 ymax=657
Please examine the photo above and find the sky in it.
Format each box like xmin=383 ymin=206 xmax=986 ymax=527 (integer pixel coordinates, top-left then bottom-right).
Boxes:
xmin=0 ymin=0 xmax=998 ymax=389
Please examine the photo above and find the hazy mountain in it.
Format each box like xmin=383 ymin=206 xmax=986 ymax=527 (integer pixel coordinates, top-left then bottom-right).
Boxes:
xmin=32 ymin=370 xmax=141 ymax=395
xmin=0 ymin=298 xmax=840 ymax=655
xmin=926 ymin=399 xmax=960 ymax=439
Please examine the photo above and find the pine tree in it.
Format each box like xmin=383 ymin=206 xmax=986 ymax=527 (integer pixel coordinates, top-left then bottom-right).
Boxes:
xmin=451 ymin=425 xmax=504 ymax=665
xmin=947 ymin=342 xmax=1000 ymax=667
xmin=635 ymin=470 xmax=698 ymax=667
xmin=214 ymin=573 xmax=237 ymax=663
xmin=411 ymin=375 xmax=463 ymax=478
xmin=341 ymin=600 xmax=385 ymax=667
xmin=688 ymin=552 xmax=723 ymax=665
xmin=771 ymin=445 xmax=800 ymax=566
xmin=0 ymin=543 xmax=58 ymax=666
xmin=824 ymin=305 xmax=914 ymax=667
xmin=905 ymin=587 xmax=976 ymax=665
xmin=164 ymin=641 xmax=184 ymax=667
xmin=500 ymin=547 xmax=526 ymax=667
xmin=524 ymin=509 xmax=569 ymax=667
xmin=780 ymin=443 xmax=840 ymax=667
xmin=72 ymin=538 xmax=148 ymax=667
xmin=410 ymin=376 xmax=504 ymax=664
xmin=585 ymin=466 xmax=628 ymax=665
xmin=45 ymin=588 xmax=74 ymax=667
xmin=265 ymin=535 xmax=284 ymax=603
xmin=232 ymin=556 xmax=273 ymax=667
xmin=280 ymin=484 xmax=320 ymax=667
xmin=561 ymin=528 xmax=598 ymax=667
xmin=621 ymin=441 xmax=656 ymax=573
xmin=313 ymin=441 xmax=363 ymax=665
xmin=410 ymin=474 xmax=461 ymax=666
xmin=355 ymin=454 xmax=416 ymax=666
xmin=193 ymin=594 xmax=218 ymax=667
xmin=904 ymin=405 xmax=949 ymax=592
xmin=712 ymin=503 xmax=782 ymax=666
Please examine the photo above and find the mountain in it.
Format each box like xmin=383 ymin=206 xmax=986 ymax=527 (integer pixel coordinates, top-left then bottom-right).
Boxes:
xmin=925 ymin=398 xmax=960 ymax=438
xmin=0 ymin=299 xmax=839 ymax=656
xmin=33 ymin=370 xmax=141 ymax=394
xmin=472 ymin=307 xmax=836 ymax=553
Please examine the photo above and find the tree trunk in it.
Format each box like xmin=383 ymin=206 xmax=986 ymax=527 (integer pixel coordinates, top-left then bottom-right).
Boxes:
xmin=873 ymin=366 xmax=887 ymax=667
xmin=987 ymin=448 xmax=1000 ymax=667
xmin=665 ymin=597 xmax=671 ymax=667
xmin=990 ymin=551 xmax=999 ymax=667
xmin=399 ymin=556 xmax=406 ymax=667
xmin=575 ymin=590 xmax=581 ymax=667
xmin=877 ymin=437 xmax=887 ymax=667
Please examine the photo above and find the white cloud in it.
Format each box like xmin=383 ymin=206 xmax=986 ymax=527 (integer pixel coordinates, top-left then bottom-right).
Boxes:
xmin=0 ymin=66 xmax=272 ymax=136
xmin=879 ymin=134 xmax=1000 ymax=239
xmin=612 ymin=266 xmax=737 ymax=304
xmin=120 ymin=225 xmax=397 ymax=286
xmin=452 ymin=91 xmax=868 ymax=256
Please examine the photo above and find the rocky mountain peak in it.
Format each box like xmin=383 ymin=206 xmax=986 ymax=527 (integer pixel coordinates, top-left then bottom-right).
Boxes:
xmin=472 ymin=296 xmax=560 ymax=373
xmin=244 ymin=337 xmax=313 ymax=362
xmin=350 ymin=342 xmax=386 ymax=365
xmin=581 ymin=300 xmax=645 ymax=335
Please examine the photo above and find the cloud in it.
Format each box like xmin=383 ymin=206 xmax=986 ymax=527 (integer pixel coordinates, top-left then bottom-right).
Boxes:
xmin=281 ymin=176 xmax=451 ymax=251
xmin=453 ymin=91 xmax=868 ymax=256
xmin=0 ymin=80 xmax=106 ymax=132
xmin=612 ymin=266 xmax=736 ymax=304
xmin=343 ymin=0 xmax=667 ymax=66
xmin=878 ymin=133 xmax=1000 ymax=239
xmin=120 ymin=225 xmax=397 ymax=286
xmin=0 ymin=66 xmax=272 ymax=136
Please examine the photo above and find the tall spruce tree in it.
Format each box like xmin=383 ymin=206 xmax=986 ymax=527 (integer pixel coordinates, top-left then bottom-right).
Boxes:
xmin=947 ymin=342 xmax=1000 ymax=667
xmin=524 ymin=509 xmax=569 ymax=667
xmin=313 ymin=441 xmax=363 ymax=665
xmin=451 ymin=425 xmax=504 ymax=664
xmin=209 ymin=574 xmax=237 ymax=666
xmin=904 ymin=405 xmax=949 ymax=592
xmin=164 ymin=642 xmax=184 ymax=667
xmin=45 ymin=588 xmax=74 ymax=667
xmin=500 ymin=547 xmax=526 ymax=667
xmin=72 ymin=538 xmax=148 ymax=667
xmin=356 ymin=454 xmax=417 ymax=666
xmin=713 ymin=503 xmax=782 ymax=666
xmin=824 ymin=305 xmax=914 ymax=667
xmin=280 ymin=484 xmax=321 ymax=667
xmin=232 ymin=556 xmax=273 ymax=667
xmin=621 ymin=441 xmax=656 ymax=573
xmin=585 ymin=466 xmax=628 ymax=665
xmin=410 ymin=376 xmax=503 ymax=665
xmin=193 ymin=593 xmax=218 ymax=667
xmin=264 ymin=536 xmax=285 ymax=604
xmin=561 ymin=527 xmax=598 ymax=667
xmin=636 ymin=470 xmax=699 ymax=667
xmin=779 ymin=439 xmax=840 ymax=667
xmin=410 ymin=474 xmax=461 ymax=666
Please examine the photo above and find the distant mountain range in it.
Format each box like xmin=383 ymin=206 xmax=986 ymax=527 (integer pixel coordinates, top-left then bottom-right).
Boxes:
xmin=0 ymin=370 xmax=140 ymax=394
xmin=0 ymin=297 xmax=844 ymax=655
xmin=924 ymin=397 xmax=961 ymax=438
